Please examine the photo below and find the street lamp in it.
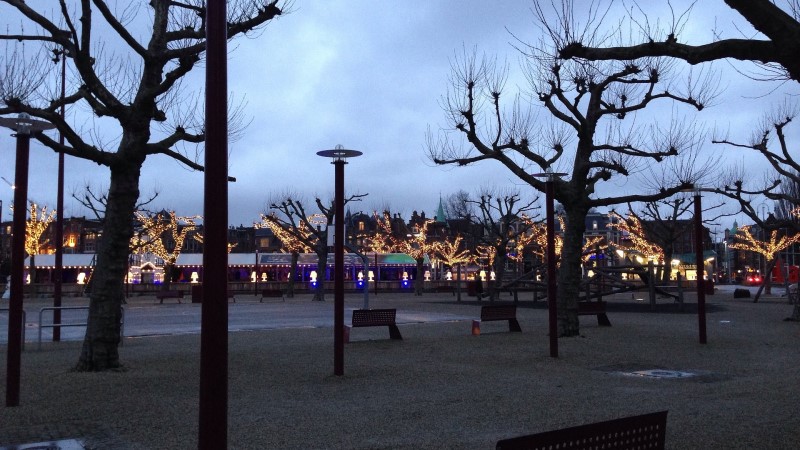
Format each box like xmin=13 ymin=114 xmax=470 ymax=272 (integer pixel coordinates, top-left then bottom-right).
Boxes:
xmin=0 ymin=113 xmax=56 ymax=407
xmin=533 ymin=167 xmax=567 ymax=358
xmin=686 ymin=185 xmax=707 ymax=344
xmin=317 ymin=145 xmax=362 ymax=376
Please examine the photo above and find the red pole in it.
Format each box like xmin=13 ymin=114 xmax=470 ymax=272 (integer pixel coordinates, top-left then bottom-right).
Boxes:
xmin=199 ymin=0 xmax=228 ymax=447
xmin=334 ymin=160 xmax=345 ymax=376
xmin=54 ymin=54 xmax=67 ymax=341
xmin=5 ymin=131 xmax=30 ymax=407
xmin=694 ymin=193 xmax=707 ymax=344
xmin=546 ymin=179 xmax=558 ymax=358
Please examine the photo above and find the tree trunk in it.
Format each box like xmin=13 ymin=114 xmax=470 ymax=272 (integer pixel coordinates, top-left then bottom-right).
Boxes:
xmin=789 ymin=282 xmax=800 ymax=321
xmin=75 ymin=163 xmax=141 ymax=371
xmin=488 ymin=253 xmax=508 ymax=302
xmin=313 ymin=248 xmax=328 ymax=301
xmin=557 ymin=208 xmax=587 ymax=337
xmin=414 ymin=258 xmax=424 ymax=296
xmin=286 ymin=252 xmax=298 ymax=298
xmin=162 ymin=263 xmax=174 ymax=290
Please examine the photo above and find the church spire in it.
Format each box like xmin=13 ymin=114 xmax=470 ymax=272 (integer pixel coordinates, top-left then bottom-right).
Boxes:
xmin=435 ymin=196 xmax=447 ymax=223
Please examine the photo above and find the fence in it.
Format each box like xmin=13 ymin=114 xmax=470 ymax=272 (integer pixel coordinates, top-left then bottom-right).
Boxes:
xmin=38 ymin=306 xmax=125 ymax=350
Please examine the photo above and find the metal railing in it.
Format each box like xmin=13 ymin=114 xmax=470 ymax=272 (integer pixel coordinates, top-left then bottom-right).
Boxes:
xmin=0 ymin=307 xmax=27 ymax=351
xmin=38 ymin=306 xmax=125 ymax=350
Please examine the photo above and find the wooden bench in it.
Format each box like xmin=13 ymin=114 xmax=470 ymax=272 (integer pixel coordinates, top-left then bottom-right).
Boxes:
xmin=496 ymin=410 xmax=668 ymax=450
xmin=578 ymin=300 xmax=611 ymax=326
xmin=434 ymin=285 xmax=455 ymax=295
xmin=259 ymin=288 xmax=285 ymax=302
xmin=479 ymin=305 xmax=521 ymax=332
xmin=348 ymin=308 xmax=402 ymax=341
xmin=155 ymin=290 xmax=184 ymax=304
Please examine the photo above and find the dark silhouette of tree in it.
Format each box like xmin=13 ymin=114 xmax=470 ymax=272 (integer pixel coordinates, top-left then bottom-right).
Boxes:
xmin=0 ymin=1 xmax=288 ymax=370
xmin=428 ymin=37 xmax=713 ymax=335
xmin=267 ymin=193 xmax=366 ymax=301
xmin=467 ymin=191 xmax=538 ymax=301
xmin=557 ymin=0 xmax=800 ymax=83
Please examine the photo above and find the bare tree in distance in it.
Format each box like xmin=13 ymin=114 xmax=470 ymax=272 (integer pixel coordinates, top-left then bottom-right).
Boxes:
xmin=467 ymin=190 xmax=539 ymax=302
xmin=428 ymin=16 xmax=718 ymax=335
xmin=267 ymin=193 xmax=366 ymax=302
xmin=0 ymin=1 xmax=289 ymax=371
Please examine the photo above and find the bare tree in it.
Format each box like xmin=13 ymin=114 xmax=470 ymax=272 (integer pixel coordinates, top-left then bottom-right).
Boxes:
xmin=428 ymin=12 xmax=718 ymax=335
xmin=267 ymin=193 xmax=366 ymax=301
xmin=558 ymin=0 xmax=800 ymax=83
xmin=467 ymin=191 xmax=539 ymax=301
xmin=0 ymin=1 xmax=288 ymax=371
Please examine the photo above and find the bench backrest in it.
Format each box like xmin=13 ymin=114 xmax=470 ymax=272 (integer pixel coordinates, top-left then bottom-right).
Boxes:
xmin=481 ymin=305 xmax=516 ymax=321
xmin=496 ymin=410 xmax=668 ymax=450
xmin=352 ymin=308 xmax=396 ymax=326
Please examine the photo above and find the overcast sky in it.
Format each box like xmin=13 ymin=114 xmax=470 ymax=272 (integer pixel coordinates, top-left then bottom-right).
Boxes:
xmin=1 ymin=1 xmax=796 ymax=237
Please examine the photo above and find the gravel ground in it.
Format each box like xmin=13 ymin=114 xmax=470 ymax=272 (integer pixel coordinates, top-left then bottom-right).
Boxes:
xmin=1 ymin=290 xmax=799 ymax=449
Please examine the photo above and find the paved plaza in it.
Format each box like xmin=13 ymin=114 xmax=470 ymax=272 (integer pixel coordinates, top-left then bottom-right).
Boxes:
xmin=1 ymin=286 xmax=799 ymax=449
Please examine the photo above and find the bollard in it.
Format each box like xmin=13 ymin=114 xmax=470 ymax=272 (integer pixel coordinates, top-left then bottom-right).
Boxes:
xmin=471 ymin=320 xmax=481 ymax=336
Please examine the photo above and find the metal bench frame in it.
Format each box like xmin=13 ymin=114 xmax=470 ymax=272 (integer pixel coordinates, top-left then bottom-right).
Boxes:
xmin=480 ymin=305 xmax=522 ymax=332
xmin=577 ymin=300 xmax=612 ymax=326
xmin=155 ymin=290 xmax=184 ymax=304
xmin=350 ymin=308 xmax=402 ymax=340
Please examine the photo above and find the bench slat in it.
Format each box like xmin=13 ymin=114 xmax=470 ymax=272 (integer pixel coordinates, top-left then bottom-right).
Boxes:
xmin=496 ymin=410 xmax=668 ymax=450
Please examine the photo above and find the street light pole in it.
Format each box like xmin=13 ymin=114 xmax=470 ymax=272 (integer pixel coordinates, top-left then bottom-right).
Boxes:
xmin=693 ymin=188 xmax=707 ymax=344
xmin=54 ymin=50 xmax=67 ymax=342
xmin=199 ymin=0 xmax=229 ymax=447
xmin=0 ymin=113 xmax=55 ymax=407
xmin=533 ymin=167 xmax=566 ymax=358
xmin=317 ymin=146 xmax=362 ymax=376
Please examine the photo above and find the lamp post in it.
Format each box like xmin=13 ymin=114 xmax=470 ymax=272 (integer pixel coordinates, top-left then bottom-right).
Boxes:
xmin=317 ymin=145 xmax=362 ymax=376
xmin=533 ymin=167 xmax=567 ymax=358
xmin=54 ymin=49 xmax=68 ymax=342
xmin=690 ymin=186 xmax=707 ymax=344
xmin=0 ymin=113 xmax=56 ymax=407
xmin=199 ymin=1 xmax=229 ymax=447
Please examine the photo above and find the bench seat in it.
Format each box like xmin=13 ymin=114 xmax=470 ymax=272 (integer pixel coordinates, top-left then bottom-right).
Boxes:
xmin=260 ymin=289 xmax=285 ymax=302
xmin=496 ymin=410 xmax=667 ymax=450
xmin=578 ymin=300 xmax=611 ymax=326
xmin=479 ymin=305 xmax=521 ymax=332
xmin=155 ymin=290 xmax=184 ymax=304
xmin=348 ymin=308 xmax=402 ymax=341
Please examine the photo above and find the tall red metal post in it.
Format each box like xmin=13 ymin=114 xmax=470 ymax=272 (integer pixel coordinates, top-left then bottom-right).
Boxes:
xmin=5 ymin=130 xmax=30 ymax=407
xmin=318 ymin=147 xmax=361 ymax=376
xmin=2 ymin=114 xmax=54 ymax=407
xmin=334 ymin=159 xmax=345 ymax=375
xmin=54 ymin=53 xmax=67 ymax=341
xmin=199 ymin=0 xmax=229 ymax=447
xmin=545 ymin=178 xmax=558 ymax=358
xmin=694 ymin=191 xmax=707 ymax=344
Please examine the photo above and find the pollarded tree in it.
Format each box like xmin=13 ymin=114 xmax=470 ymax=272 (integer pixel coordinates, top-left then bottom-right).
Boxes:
xmin=257 ymin=213 xmax=312 ymax=298
xmin=730 ymin=225 xmax=800 ymax=301
xmin=23 ymin=203 xmax=56 ymax=286
xmin=428 ymin=26 xmax=713 ymax=336
xmin=0 ymin=1 xmax=288 ymax=371
xmin=134 ymin=210 xmax=199 ymax=290
xmin=432 ymin=234 xmax=473 ymax=301
xmin=467 ymin=192 xmax=539 ymax=301
xmin=558 ymin=0 xmax=800 ymax=84
xmin=268 ymin=194 xmax=366 ymax=302
xmin=393 ymin=218 xmax=439 ymax=296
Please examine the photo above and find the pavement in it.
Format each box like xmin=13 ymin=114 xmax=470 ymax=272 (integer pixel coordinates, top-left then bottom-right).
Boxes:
xmin=1 ymin=285 xmax=799 ymax=449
